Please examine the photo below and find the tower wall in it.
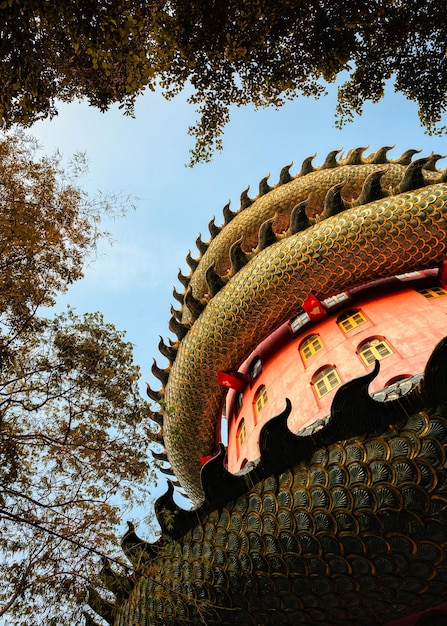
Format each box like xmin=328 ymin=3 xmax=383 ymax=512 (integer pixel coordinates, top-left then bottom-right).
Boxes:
xmin=227 ymin=270 xmax=447 ymax=471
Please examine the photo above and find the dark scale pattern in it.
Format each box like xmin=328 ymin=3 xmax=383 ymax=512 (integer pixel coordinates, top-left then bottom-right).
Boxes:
xmin=115 ymin=402 xmax=447 ymax=625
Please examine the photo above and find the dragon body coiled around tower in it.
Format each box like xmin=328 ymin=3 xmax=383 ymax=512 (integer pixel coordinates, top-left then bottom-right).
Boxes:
xmin=90 ymin=147 xmax=447 ymax=626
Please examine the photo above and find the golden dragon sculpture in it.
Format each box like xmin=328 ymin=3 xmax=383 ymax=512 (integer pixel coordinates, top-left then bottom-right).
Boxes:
xmin=148 ymin=147 xmax=447 ymax=504
xmin=89 ymin=147 xmax=447 ymax=626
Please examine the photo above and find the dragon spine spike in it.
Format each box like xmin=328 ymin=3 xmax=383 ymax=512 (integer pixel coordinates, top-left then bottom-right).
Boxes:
xmin=168 ymin=314 xmax=189 ymax=341
xmin=288 ymin=198 xmax=312 ymax=235
xmin=151 ymin=359 xmax=170 ymax=386
xmin=396 ymin=157 xmax=430 ymax=193
xmin=196 ymin=233 xmax=208 ymax=255
xmin=170 ymin=304 xmax=182 ymax=322
xmin=185 ymin=250 xmax=199 ymax=271
xmin=87 ymin=587 xmax=115 ymax=624
xmin=149 ymin=428 xmax=164 ymax=444
xmin=172 ymin=285 xmax=184 ymax=304
xmin=342 ymin=146 xmax=369 ymax=165
xmin=121 ymin=521 xmax=160 ymax=565
xmin=158 ymin=336 xmax=177 ymax=364
xmin=355 ymin=170 xmax=388 ymax=205
xmin=150 ymin=411 xmax=164 ymax=427
xmin=425 ymin=153 xmax=446 ymax=171
xmin=299 ymin=154 xmax=316 ymax=176
xmin=394 ymin=148 xmax=422 ymax=165
xmin=184 ymin=288 xmax=205 ymax=319
xmin=208 ymin=216 xmax=221 ymax=238
xmin=146 ymin=381 xmax=163 ymax=403
xmin=229 ymin=237 xmax=249 ymax=273
xmin=257 ymin=217 xmax=277 ymax=250
xmin=222 ymin=201 xmax=236 ymax=224
xmin=321 ymin=148 xmax=342 ymax=169
xmin=177 ymin=268 xmax=190 ymax=289
xmin=368 ymin=145 xmax=395 ymax=164
xmin=160 ymin=466 xmax=176 ymax=476
xmin=258 ymin=174 xmax=272 ymax=196
xmin=321 ymin=181 xmax=349 ymax=218
xmin=205 ymin=260 xmax=226 ymax=296
xmin=239 ymin=187 xmax=253 ymax=209
xmin=278 ymin=162 xmax=293 ymax=184
xmin=151 ymin=449 xmax=168 ymax=462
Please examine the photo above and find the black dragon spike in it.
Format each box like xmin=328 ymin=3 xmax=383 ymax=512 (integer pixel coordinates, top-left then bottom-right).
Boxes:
xmin=172 ymin=285 xmax=184 ymax=304
xmin=321 ymin=149 xmax=342 ymax=169
xmin=289 ymin=198 xmax=311 ymax=235
xmin=321 ymin=182 xmax=349 ymax=219
xmin=158 ymin=336 xmax=177 ymax=364
xmin=87 ymin=587 xmax=116 ymax=624
xmin=397 ymin=157 xmax=430 ymax=193
xmin=196 ymin=233 xmax=208 ymax=255
xmin=299 ymin=154 xmax=316 ymax=176
xmin=278 ymin=162 xmax=293 ymax=185
xmin=395 ymin=148 xmax=421 ymax=165
xmin=100 ymin=557 xmax=132 ymax=601
xmin=205 ymin=259 xmax=226 ymax=297
xmin=185 ymin=250 xmax=199 ymax=271
xmin=315 ymin=360 xmax=406 ymax=446
xmin=146 ymin=381 xmax=163 ymax=403
xmin=160 ymin=466 xmax=176 ymax=477
xmin=151 ymin=359 xmax=170 ymax=387
xmin=154 ymin=481 xmax=201 ymax=539
xmin=424 ymin=153 xmax=446 ymax=172
xmin=355 ymin=170 xmax=388 ymax=205
xmin=258 ymin=174 xmax=272 ymax=196
xmin=420 ymin=336 xmax=447 ymax=407
xmin=150 ymin=411 xmax=164 ymax=427
xmin=177 ymin=268 xmax=190 ymax=289
xmin=208 ymin=216 xmax=221 ymax=238
xmin=200 ymin=443 xmax=248 ymax=509
xmin=168 ymin=314 xmax=189 ymax=341
xmin=257 ymin=217 xmax=277 ymax=250
xmin=184 ymin=288 xmax=205 ymax=319
xmin=240 ymin=186 xmax=253 ymax=210
xmin=343 ymin=146 xmax=368 ymax=165
xmin=229 ymin=237 xmax=249 ymax=273
xmin=121 ymin=521 xmax=160 ymax=565
xmin=170 ymin=304 xmax=182 ymax=322
xmin=222 ymin=200 xmax=236 ymax=224
xmin=151 ymin=449 xmax=168 ymax=462
xmin=369 ymin=145 xmax=395 ymax=164
xmin=258 ymin=399 xmax=308 ymax=474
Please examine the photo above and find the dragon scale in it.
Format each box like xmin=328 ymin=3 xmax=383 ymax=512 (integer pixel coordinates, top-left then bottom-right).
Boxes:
xmin=160 ymin=153 xmax=447 ymax=502
xmin=89 ymin=149 xmax=447 ymax=626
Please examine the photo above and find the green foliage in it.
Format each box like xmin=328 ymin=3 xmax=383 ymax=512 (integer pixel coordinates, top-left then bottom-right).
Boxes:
xmin=2 ymin=1 xmax=447 ymax=164
xmin=0 ymin=133 xmax=157 ymax=624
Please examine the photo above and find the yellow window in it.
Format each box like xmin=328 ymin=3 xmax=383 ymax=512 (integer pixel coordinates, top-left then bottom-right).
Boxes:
xmin=359 ymin=339 xmax=393 ymax=366
xmin=337 ymin=310 xmax=367 ymax=332
xmin=300 ymin=335 xmax=323 ymax=361
xmin=313 ymin=366 xmax=341 ymax=399
xmin=237 ymin=419 xmax=246 ymax=448
xmin=254 ymin=385 xmax=268 ymax=415
xmin=418 ymin=286 xmax=447 ymax=299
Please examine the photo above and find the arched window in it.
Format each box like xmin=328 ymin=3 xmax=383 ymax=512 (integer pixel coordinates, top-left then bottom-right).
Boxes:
xmin=358 ymin=338 xmax=393 ymax=366
xmin=300 ymin=334 xmax=323 ymax=361
xmin=312 ymin=366 xmax=341 ymax=399
xmin=249 ymin=356 xmax=262 ymax=381
xmin=236 ymin=419 xmax=246 ymax=451
xmin=254 ymin=385 xmax=268 ymax=416
xmin=417 ymin=286 xmax=447 ymax=299
xmin=337 ymin=309 xmax=367 ymax=333
xmin=235 ymin=392 xmax=243 ymax=414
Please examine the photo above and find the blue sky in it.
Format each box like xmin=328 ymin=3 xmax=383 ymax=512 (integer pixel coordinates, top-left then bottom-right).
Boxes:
xmin=30 ymin=80 xmax=447 ymax=518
